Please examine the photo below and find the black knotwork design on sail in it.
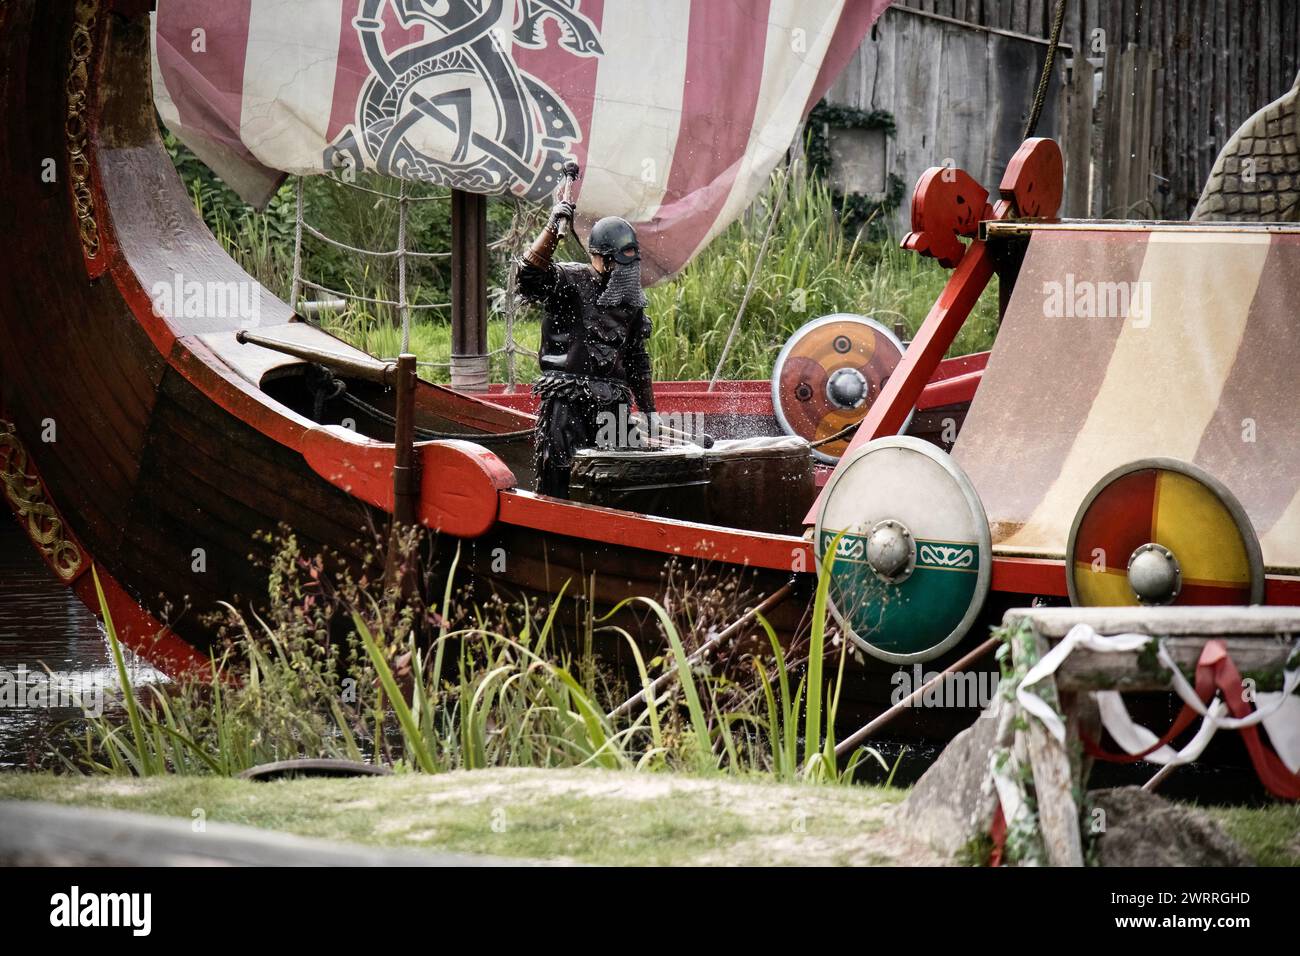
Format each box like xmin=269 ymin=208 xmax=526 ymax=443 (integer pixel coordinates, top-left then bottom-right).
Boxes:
xmin=324 ymin=0 xmax=601 ymax=200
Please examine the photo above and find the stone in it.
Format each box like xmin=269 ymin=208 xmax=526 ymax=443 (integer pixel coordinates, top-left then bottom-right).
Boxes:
xmin=1088 ymin=787 xmax=1254 ymax=867
xmin=896 ymin=701 xmax=1000 ymax=859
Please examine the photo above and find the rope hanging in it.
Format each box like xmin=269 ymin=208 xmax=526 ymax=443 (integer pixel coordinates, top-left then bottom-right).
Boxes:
xmin=290 ymin=175 xmax=305 ymax=317
xmin=397 ymin=177 xmax=411 ymax=354
xmin=708 ymin=164 xmax=790 ymax=391
xmin=1024 ymin=0 xmax=1069 ymax=140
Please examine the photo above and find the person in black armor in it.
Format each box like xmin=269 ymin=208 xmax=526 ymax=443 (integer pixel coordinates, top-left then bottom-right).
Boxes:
xmin=517 ymin=200 xmax=655 ymax=498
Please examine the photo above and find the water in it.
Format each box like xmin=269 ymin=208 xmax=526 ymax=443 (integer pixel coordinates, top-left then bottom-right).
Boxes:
xmin=0 ymin=519 xmax=160 ymax=768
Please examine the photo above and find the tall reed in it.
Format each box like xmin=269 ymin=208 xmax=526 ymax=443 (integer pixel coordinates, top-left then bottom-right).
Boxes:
xmin=73 ymin=538 xmax=884 ymax=784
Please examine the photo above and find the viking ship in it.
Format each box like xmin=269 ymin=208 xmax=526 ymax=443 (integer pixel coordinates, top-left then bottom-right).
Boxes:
xmin=3 ymin=1 xmax=1299 ymax=743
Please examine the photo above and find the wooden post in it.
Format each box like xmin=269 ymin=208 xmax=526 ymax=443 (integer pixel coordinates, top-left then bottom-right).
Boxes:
xmin=1010 ymin=626 xmax=1085 ymax=868
xmin=450 ymin=189 xmax=489 ymax=392
xmin=385 ymin=353 xmax=419 ymax=596
xmin=392 ymin=353 xmax=419 ymax=526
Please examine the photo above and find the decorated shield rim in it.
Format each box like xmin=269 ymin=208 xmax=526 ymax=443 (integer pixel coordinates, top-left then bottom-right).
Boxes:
xmin=1065 ymin=456 xmax=1266 ymax=607
xmin=813 ymin=435 xmax=993 ymax=665
xmin=770 ymin=313 xmax=912 ymax=465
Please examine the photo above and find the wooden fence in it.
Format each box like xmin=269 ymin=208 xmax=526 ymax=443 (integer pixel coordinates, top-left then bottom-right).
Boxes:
xmin=891 ymin=0 xmax=1300 ymax=218
xmin=826 ymin=5 xmax=1066 ymax=233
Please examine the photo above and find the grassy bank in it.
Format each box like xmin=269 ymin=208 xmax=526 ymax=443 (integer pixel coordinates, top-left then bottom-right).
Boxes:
xmin=0 ymin=769 xmax=928 ymax=866
xmin=3 ymin=770 xmax=1296 ymax=866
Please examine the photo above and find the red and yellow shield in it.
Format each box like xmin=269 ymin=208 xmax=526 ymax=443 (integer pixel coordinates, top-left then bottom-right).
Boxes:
xmin=1067 ymin=459 xmax=1264 ymax=606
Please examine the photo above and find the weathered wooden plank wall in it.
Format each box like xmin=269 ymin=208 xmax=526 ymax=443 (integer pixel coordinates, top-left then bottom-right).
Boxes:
xmin=892 ymin=0 xmax=1300 ymax=218
xmin=826 ymin=6 xmax=1065 ymax=233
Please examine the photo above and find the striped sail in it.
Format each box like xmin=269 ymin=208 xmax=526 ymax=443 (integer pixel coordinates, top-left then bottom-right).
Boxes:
xmin=151 ymin=0 xmax=887 ymax=279
xmin=953 ymin=226 xmax=1300 ymax=575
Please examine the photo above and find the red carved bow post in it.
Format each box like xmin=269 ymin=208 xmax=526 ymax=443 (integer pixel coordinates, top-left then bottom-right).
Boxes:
xmin=805 ymin=138 xmax=1064 ymax=524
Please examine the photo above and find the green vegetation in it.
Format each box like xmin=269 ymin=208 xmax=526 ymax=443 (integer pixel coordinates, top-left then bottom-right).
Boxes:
xmin=0 ymin=769 xmax=925 ymax=866
xmin=66 ymin=536 xmax=886 ymax=785
xmin=168 ymin=133 xmax=999 ymax=388
xmin=1208 ymin=803 xmax=1300 ymax=867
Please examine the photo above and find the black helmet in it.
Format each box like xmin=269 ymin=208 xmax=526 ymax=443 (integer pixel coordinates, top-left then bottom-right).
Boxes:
xmin=588 ymin=216 xmax=640 ymax=265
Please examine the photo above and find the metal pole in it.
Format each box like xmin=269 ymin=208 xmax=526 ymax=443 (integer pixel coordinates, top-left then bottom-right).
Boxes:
xmin=832 ymin=634 xmax=1001 ymax=759
xmin=451 ymin=189 xmax=489 ymax=391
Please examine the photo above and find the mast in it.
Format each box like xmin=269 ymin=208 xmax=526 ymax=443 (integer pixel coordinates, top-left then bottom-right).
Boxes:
xmin=450 ymin=189 xmax=489 ymax=392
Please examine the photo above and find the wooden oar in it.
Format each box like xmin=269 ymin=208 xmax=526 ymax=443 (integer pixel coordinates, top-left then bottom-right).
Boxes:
xmin=832 ymin=634 xmax=1001 ymax=759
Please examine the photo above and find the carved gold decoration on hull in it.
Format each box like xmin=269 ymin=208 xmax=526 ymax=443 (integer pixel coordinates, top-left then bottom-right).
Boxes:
xmin=0 ymin=420 xmax=84 ymax=581
xmin=67 ymin=0 xmax=100 ymax=260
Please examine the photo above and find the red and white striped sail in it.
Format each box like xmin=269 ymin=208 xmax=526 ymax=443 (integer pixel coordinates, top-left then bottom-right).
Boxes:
xmin=152 ymin=0 xmax=887 ymax=279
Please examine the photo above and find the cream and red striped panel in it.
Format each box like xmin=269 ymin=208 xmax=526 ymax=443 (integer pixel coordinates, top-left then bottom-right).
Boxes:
xmin=151 ymin=0 xmax=887 ymax=279
xmin=953 ymin=226 xmax=1300 ymax=574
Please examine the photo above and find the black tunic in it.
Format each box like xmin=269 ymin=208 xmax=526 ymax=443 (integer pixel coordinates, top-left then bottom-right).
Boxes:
xmin=516 ymin=259 xmax=655 ymax=497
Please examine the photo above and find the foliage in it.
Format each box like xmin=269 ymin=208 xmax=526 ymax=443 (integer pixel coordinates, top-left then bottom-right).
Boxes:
xmin=166 ymin=135 xmax=997 ymax=390
xmin=805 ymin=99 xmax=904 ymax=241
xmin=70 ymin=535 xmax=884 ymax=785
xmin=642 ymin=168 xmax=999 ymax=383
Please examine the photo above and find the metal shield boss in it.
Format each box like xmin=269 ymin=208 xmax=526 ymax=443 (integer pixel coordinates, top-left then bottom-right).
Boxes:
xmin=772 ymin=314 xmax=907 ymax=464
xmin=1068 ymin=458 xmax=1264 ymax=607
xmin=814 ymin=436 xmax=992 ymax=664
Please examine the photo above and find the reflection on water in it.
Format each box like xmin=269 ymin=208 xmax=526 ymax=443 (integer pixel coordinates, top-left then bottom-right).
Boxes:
xmin=0 ymin=519 xmax=162 ymax=768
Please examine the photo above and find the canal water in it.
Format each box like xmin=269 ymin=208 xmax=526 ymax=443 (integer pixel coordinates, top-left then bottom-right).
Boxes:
xmin=0 ymin=518 xmax=161 ymax=768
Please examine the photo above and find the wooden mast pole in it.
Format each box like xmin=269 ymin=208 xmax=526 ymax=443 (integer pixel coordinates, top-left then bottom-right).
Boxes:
xmin=450 ymin=190 xmax=489 ymax=392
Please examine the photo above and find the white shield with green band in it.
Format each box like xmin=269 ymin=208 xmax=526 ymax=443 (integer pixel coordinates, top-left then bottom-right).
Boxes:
xmin=814 ymin=436 xmax=992 ymax=664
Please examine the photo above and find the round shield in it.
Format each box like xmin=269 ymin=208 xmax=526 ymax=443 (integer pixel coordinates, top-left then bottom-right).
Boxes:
xmin=1067 ymin=458 xmax=1264 ymax=607
xmin=814 ymin=436 xmax=992 ymax=664
xmin=772 ymin=314 xmax=908 ymax=465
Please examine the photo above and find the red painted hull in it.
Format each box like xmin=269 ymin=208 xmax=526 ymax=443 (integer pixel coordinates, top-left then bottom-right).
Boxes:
xmin=0 ymin=1 xmax=1128 ymax=739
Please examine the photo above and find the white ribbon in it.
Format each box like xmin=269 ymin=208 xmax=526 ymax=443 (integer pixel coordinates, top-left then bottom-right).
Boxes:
xmin=1015 ymin=625 xmax=1150 ymax=744
xmin=1016 ymin=623 xmax=1300 ymax=772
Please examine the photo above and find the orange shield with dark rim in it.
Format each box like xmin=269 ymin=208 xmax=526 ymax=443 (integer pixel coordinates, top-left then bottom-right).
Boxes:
xmin=772 ymin=314 xmax=907 ymax=464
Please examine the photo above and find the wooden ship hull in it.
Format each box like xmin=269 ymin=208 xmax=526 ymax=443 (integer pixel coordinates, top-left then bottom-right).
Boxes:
xmin=9 ymin=3 xmax=1295 ymax=747
xmin=0 ymin=1 xmax=993 ymax=735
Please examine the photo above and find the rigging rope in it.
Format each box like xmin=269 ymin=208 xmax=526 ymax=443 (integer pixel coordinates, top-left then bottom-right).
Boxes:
xmin=398 ymin=177 xmax=411 ymax=353
xmin=297 ymin=277 xmax=450 ymax=311
xmin=290 ymin=173 xmax=524 ymax=390
xmin=1024 ymin=0 xmax=1069 ymax=140
xmin=708 ymin=164 xmax=790 ymax=391
xmin=300 ymin=220 xmax=451 ymax=259
xmin=327 ymin=176 xmax=452 ymax=201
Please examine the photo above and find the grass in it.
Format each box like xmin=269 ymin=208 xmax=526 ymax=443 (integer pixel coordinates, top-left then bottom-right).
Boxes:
xmin=0 ymin=769 xmax=921 ymax=866
xmin=294 ymin=169 xmax=999 ymax=386
xmin=1207 ymin=803 xmax=1300 ymax=867
xmin=2 ymin=771 xmax=1296 ymax=866
xmin=65 ymin=536 xmax=885 ymax=784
